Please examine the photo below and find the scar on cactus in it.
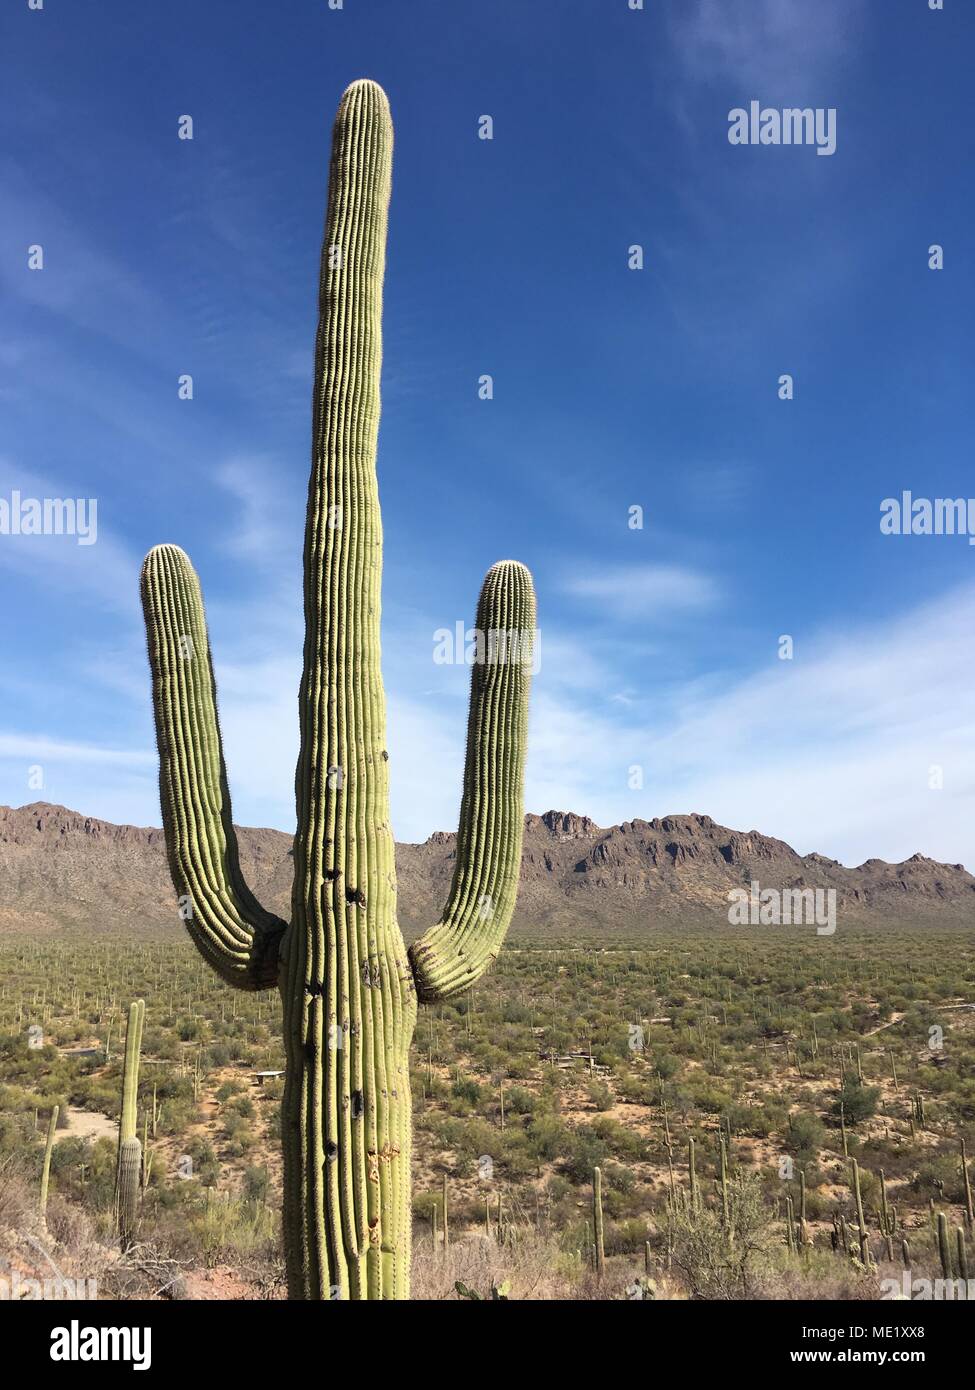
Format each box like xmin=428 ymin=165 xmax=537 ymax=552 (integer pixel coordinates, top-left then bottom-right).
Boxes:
xmin=140 ymin=79 xmax=535 ymax=1301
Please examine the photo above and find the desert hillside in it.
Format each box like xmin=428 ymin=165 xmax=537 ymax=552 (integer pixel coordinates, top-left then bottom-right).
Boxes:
xmin=1 ymin=802 xmax=971 ymax=938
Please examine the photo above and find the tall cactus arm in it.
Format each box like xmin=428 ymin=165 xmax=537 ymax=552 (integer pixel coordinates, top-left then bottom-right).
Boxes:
xmin=119 ymin=999 xmax=144 ymax=1142
xmin=140 ymin=543 xmax=287 ymax=990
xmin=409 ymin=559 xmax=535 ymax=1002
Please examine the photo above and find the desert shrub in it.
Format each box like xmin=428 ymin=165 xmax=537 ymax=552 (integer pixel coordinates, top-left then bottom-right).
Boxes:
xmin=560 ymin=1128 xmax=609 ymax=1185
xmin=669 ymin=1172 xmax=773 ymax=1299
xmin=586 ymin=1080 xmax=614 ymax=1112
xmin=833 ymin=1074 xmax=880 ymax=1126
xmin=786 ymin=1113 xmax=826 ymax=1162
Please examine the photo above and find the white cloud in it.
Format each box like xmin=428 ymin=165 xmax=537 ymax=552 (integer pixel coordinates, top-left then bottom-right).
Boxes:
xmin=0 ymin=459 xmax=142 ymax=616
xmin=7 ymin=568 xmax=971 ymax=874
xmin=0 ymin=733 xmax=154 ymax=766
xmin=523 ymin=582 xmax=975 ymax=870
xmin=215 ymin=456 xmax=302 ymax=566
xmin=563 ymin=563 xmax=718 ymax=619
xmin=671 ymin=0 xmax=858 ymax=94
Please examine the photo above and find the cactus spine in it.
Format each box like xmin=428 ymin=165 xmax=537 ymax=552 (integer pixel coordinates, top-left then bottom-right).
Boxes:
xmin=140 ymin=80 xmax=534 ymax=1300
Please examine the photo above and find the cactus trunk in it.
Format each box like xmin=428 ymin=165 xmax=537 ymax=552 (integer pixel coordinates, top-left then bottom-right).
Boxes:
xmin=850 ymin=1158 xmax=869 ymax=1264
xmin=961 ymin=1136 xmax=974 ymax=1227
xmin=937 ymin=1211 xmax=952 ymax=1279
xmin=140 ymin=79 xmax=534 ymax=1301
xmin=117 ymin=1136 xmax=142 ymax=1246
xmin=593 ymin=1166 xmax=605 ymax=1277
xmin=114 ymin=999 xmax=144 ymax=1239
xmin=39 ymin=1103 xmax=58 ymax=1223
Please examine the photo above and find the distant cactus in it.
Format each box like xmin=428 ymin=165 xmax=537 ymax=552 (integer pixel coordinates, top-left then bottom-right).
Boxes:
xmin=593 ymin=1166 xmax=606 ymax=1277
xmin=117 ymin=1137 xmax=142 ymax=1246
xmin=39 ymin=1104 xmax=59 ymax=1224
xmin=114 ymin=999 xmax=144 ymax=1240
xmin=937 ymin=1211 xmax=952 ymax=1279
xmin=850 ymin=1158 xmax=870 ymax=1265
xmin=140 ymin=80 xmax=534 ymax=1300
xmin=961 ymin=1136 xmax=974 ymax=1228
xmin=719 ymin=1134 xmax=730 ymax=1228
xmin=879 ymin=1168 xmax=896 ymax=1238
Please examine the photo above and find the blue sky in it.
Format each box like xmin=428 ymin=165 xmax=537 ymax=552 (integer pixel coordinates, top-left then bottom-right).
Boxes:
xmin=1 ymin=0 xmax=973 ymax=869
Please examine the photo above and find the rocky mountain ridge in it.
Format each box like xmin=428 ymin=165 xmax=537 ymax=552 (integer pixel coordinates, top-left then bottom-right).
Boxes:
xmin=1 ymin=802 xmax=971 ymax=939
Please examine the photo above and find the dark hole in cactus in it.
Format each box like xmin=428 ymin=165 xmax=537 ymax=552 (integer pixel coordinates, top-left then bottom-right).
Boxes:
xmin=304 ymin=981 xmax=325 ymax=997
xmin=352 ymin=1090 xmax=364 ymax=1118
xmin=324 ymin=867 xmax=341 ymax=882
xmin=325 ymin=1141 xmax=338 ymax=1163
xmin=381 ymin=750 xmax=389 ymax=761
xmin=346 ymin=886 xmax=366 ymax=907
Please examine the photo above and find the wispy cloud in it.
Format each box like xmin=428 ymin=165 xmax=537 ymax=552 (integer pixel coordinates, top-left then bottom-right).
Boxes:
xmin=215 ymin=456 xmax=303 ymax=566
xmin=0 ymin=459 xmax=141 ymax=617
xmin=670 ymin=0 xmax=859 ymax=94
xmin=523 ymin=582 xmax=975 ymax=870
xmin=0 ymin=733 xmax=154 ymax=766
xmin=563 ymin=563 xmax=719 ymax=619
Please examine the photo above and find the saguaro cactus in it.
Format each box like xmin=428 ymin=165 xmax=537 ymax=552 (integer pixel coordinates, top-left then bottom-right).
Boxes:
xmin=850 ymin=1158 xmax=870 ymax=1265
xmin=593 ymin=1166 xmax=606 ymax=1277
xmin=39 ymin=1103 xmax=59 ymax=1224
xmin=140 ymin=80 xmax=535 ymax=1301
xmin=937 ymin=1210 xmax=952 ymax=1279
xmin=115 ymin=999 xmax=144 ymax=1242
xmin=117 ymin=1137 xmax=142 ymax=1246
